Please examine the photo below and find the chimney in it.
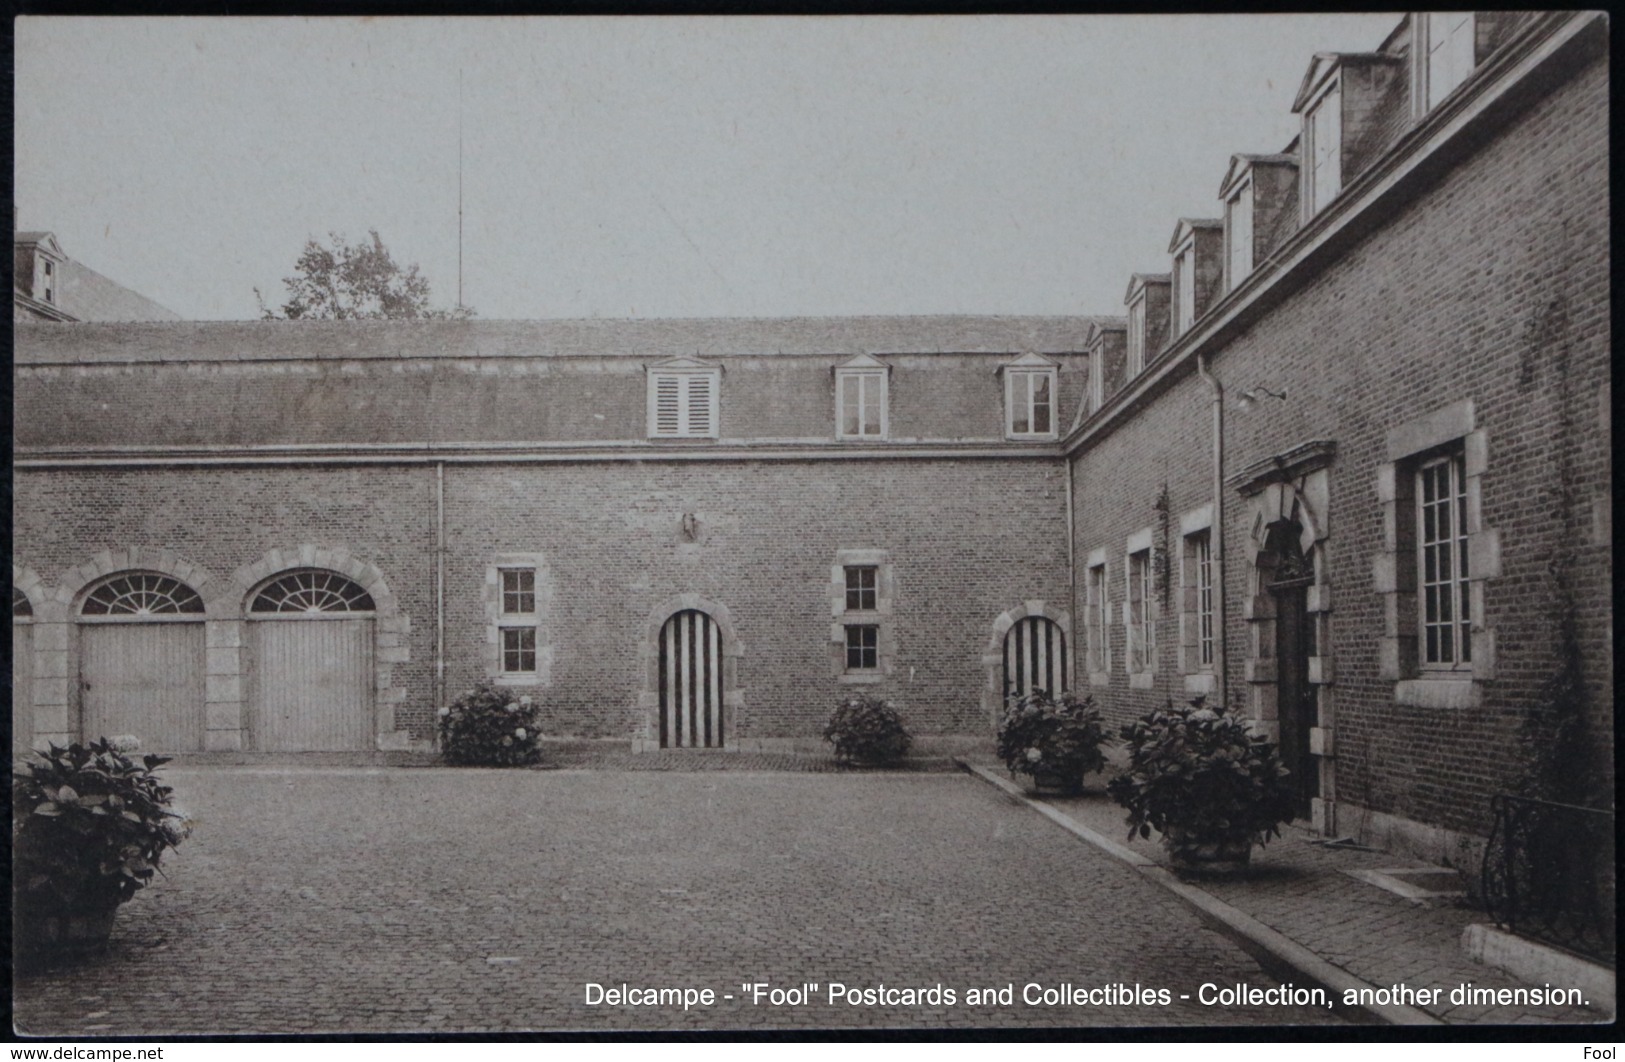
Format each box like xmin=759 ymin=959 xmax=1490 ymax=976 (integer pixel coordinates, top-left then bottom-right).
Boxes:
xmin=1123 ymin=273 xmax=1171 ymax=376
xmin=1167 ymin=218 xmax=1224 ymax=338
xmin=1217 ymin=153 xmax=1300 ymax=291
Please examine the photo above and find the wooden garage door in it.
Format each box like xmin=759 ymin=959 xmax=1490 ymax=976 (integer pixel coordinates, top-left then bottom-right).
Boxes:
xmin=80 ymin=623 xmax=207 ymax=752
xmin=247 ymin=569 xmax=377 ymax=752
xmin=250 ymin=618 xmax=374 ymax=751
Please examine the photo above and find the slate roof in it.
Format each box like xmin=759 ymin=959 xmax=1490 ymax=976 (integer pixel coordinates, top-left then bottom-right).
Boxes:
xmin=14 ymin=315 xmax=1100 ymax=365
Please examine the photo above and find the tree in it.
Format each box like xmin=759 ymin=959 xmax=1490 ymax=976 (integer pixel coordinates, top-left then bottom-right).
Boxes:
xmin=256 ymin=230 xmax=474 ymax=320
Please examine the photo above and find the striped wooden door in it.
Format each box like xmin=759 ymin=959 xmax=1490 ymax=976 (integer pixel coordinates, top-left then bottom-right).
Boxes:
xmin=80 ymin=623 xmax=206 ymax=752
xmin=249 ymin=618 xmax=374 ymax=751
xmin=12 ymin=620 xmax=32 ymax=754
xmin=658 ymin=609 xmax=724 ymax=748
xmin=1003 ymin=616 xmax=1068 ymax=705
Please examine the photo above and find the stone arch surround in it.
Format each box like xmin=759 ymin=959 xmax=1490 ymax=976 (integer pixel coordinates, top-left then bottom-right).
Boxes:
xmin=632 ymin=593 xmax=745 ymax=752
xmin=979 ymin=600 xmax=1073 ymax=726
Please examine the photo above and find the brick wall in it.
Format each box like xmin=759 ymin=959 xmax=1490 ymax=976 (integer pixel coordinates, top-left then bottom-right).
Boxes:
xmin=1070 ymin=53 xmax=1611 ymax=839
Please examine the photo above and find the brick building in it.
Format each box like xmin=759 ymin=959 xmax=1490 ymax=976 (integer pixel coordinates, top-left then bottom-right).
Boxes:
xmin=10 ymin=12 xmax=1610 ymax=869
xmin=14 ymin=232 xmax=181 ymax=323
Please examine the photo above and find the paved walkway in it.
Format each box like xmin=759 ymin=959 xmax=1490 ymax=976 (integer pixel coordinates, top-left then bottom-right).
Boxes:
xmin=957 ymin=755 xmax=1607 ymax=1026
xmin=14 ymin=765 xmax=1344 ymax=1036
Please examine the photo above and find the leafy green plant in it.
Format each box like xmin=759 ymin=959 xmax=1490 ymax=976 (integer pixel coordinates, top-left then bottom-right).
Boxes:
xmin=823 ymin=695 xmax=911 ymax=765
xmin=1107 ymin=696 xmax=1296 ymax=849
xmin=13 ymin=738 xmax=191 ymax=912
xmin=996 ymin=690 xmax=1108 ymax=782
xmin=437 ymin=683 xmax=542 ymax=766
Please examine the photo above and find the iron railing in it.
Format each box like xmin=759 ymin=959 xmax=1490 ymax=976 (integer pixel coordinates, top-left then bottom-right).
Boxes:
xmin=1483 ymin=794 xmax=1615 ymax=966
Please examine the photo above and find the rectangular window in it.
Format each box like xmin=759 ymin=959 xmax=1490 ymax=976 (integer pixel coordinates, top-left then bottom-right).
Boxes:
xmin=1417 ymin=451 xmax=1471 ymax=668
xmin=837 ymin=371 xmax=887 ymax=439
xmin=844 ymin=624 xmax=879 ymax=671
xmin=1227 ymin=180 xmax=1254 ymax=290
xmin=1127 ymin=300 xmax=1146 ymax=375
xmin=500 ymin=568 xmax=535 ymax=615
xmin=501 ymin=627 xmax=537 ymax=674
xmin=1192 ymin=530 xmax=1214 ymax=669
xmin=1087 ymin=562 xmax=1109 ymax=674
xmin=1426 ymin=12 xmax=1476 ymax=110
xmin=1006 ymin=370 xmax=1055 ymax=437
xmin=1307 ymin=85 xmax=1342 ymax=215
xmin=844 ymin=566 xmax=877 ymax=611
xmin=648 ymin=370 xmax=719 ymax=438
xmin=1127 ymin=548 xmax=1154 ymax=674
xmin=1174 ymin=246 xmax=1196 ymax=336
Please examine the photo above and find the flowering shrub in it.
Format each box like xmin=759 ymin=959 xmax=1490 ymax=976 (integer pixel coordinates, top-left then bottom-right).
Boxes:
xmin=13 ymin=737 xmax=192 ymax=911
xmin=823 ymin=695 xmax=911 ymax=765
xmin=996 ymin=690 xmax=1109 ymax=783
xmin=437 ymin=683 xmax=541 ymax=766
xmin=1107 ymin=697 xmax=1297 ymax=849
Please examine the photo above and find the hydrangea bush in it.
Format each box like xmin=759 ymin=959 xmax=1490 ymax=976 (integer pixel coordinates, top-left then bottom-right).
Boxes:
xmin=823 ymin=695 xmax=911 ymax=766
xmin=995 ymin=690 xmax=1109 ymax=784
xmin=437 ymin=683 xmax=542 ymax=766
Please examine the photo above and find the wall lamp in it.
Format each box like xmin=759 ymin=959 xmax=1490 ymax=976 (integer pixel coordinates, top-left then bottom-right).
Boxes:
xmin=1235 ymin=386 xmax=1288 ymax=410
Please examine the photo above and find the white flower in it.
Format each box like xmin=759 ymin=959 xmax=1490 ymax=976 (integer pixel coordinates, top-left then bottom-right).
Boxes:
xmin=438 ymin=707 xmax=450 ymax=717
xmin=515 ymin=728 xmax=527 ymax=740
xmin=506 ymin=702 xmax=520 ymax=713
xmin=1025 ymin=747 xmax=1043 ymax=763
xmin=519 ymin=696 xmax=533 ymax=707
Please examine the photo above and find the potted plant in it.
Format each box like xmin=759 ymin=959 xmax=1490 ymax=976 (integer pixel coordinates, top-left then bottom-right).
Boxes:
xmin=1107 ymin=697 xmax=1297 ymax=876
xmin=823 ymin=694 xmax=911 ymax=766
xmin=12 ymin=737 xmax=191 ymax=967
xmin=437 ymin=683 xmax=543 ymax=766
xmin=996 ymin=690 xmax=1109 ymax=795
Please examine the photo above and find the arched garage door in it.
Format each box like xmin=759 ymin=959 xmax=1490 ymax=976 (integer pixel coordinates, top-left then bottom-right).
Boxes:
xmin=1002 ymin=615 xmax=1068 ymax=707
xmin=248 ymin=570 xmax=376 ymax=751
xmin=78 ymin=573 xmax=207 ymax=752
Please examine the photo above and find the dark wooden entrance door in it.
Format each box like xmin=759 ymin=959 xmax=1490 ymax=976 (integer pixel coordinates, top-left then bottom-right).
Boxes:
xmin=1267 ymin=522 xmax=1317 ymax=821
xmin=658 ymin=609 xmax=724 ymax=748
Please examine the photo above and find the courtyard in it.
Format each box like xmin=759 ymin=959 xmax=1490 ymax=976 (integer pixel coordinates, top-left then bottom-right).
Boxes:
xmin=13 ymin=764 xmax=1344 ymax=1034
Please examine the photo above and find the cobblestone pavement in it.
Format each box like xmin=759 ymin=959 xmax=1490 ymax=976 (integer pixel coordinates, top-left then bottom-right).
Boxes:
xmin=14 ymin=767 xmax=1344 ymax=1035
xmin=975 ymin=764 xmax=1606 ymax=1026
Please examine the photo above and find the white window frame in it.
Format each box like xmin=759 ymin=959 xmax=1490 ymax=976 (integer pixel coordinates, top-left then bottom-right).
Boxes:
xmin=1304 ymin=78 xmax=1343 ymax=218
xmin=1127 ymin=298 xmax=1147 ymax=377
xmin=1085 ymin=550 xmax=1109 ymax=685
xmin=1124 ymin=529 xmax=1156 ymax=689
xmin=1178 ymin=505 xmax=1216 ymax=694
xmin=1173 ymin=241 xmax=1197 ymax=337
xmin=498 ymin=567 xmax=539 ymax=677
xmin=1005 ymin=368 xmax=1057 ymax=439
xmin=647 ymin=361 xmax=720 ymax=439
xmin=1088 ymin=348 xmax=1105 ymax=413
xmin=485 ymin=555 xmax=550 ymax=686
xmin=831 ymin=548 xmax=893 ymax=683
xmin=836 ymin=367 xmax=888 ymax=440
xmin=1416 ymin=449 xmax=1471 ymax=672
xmin=1226 ymin=177 xmax=1254 ymax=291
xmin=1424 ymin=12 xmax=1477 ymax=112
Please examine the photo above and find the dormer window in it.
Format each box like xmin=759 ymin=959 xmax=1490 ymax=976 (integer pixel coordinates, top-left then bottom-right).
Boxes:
xmin=1172 ymin=241 xmax=1197 ymax=337
xmin=1127 ymin=296 xmax=1147 ymax=376
xmin=38 ymin=258 xmax=56 ymax=304
xmin=646 ymin=357 xmax=720 ymax=439
xmin=1304 ymin=80 xmax=1342 ymax=217
xmin=834 ymin=353 xmax=889 ymax=440
xmin=1424 ymin=12 xmax=1477 ymax=110
xmin=1001 ymin=352 xmax=1059 ymax=439
xmin=1225 ymin=177 xmax=1254 ymax=289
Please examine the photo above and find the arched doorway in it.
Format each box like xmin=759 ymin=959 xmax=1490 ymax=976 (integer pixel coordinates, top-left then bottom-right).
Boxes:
xmin=657 ymin=608 xmax=724 ymax=748
xmin=247 ymin=569 xmax=376 ymax=751
xmin=1263 ymin=520 xmax=1317 ymax=820
xmin=13 ymin=586 xmax=34 ymax=754
xmin=77 ymin=572 xmax=208 ymax=752
xmin=1003 ymin=615 xmax=1068 ymax=706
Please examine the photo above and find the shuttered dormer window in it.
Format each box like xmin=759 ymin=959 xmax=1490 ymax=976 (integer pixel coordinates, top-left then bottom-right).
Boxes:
xmin=646 ymin=358 xmax=721 ymax=439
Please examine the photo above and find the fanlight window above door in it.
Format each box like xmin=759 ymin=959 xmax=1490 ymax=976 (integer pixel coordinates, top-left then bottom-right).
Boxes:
xmin=81 ymin=573 xmax=205 ymax=616
xmin=14 ymin=586 xmax=34 ymax=618
xmin=251 ymin=570 xmax=376 ymax=614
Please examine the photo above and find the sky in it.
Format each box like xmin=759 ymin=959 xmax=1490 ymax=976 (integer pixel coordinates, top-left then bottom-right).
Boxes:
xmin=15 ymin=15 xmax=1403 ymax=321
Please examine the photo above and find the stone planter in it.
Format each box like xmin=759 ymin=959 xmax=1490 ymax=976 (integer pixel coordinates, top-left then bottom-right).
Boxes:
xmin=1027 ymin=769 xmax=1084 ymax=797
xmin=1165 ymin=830 xmax=1253 ymax=877
xmin=15 ymin=897 xmax=121 ymax=969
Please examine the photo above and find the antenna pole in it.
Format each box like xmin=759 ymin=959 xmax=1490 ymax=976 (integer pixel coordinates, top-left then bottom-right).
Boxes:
xmin=458 ymin=68 xmax=465 ymax=310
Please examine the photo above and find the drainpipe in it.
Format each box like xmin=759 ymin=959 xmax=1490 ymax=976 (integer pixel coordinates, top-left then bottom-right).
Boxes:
xmin=1195 ymin=352 xmax=1228 ymax=709
xmin=435 ymin=462 xmax=446 ymax=714
xmin=1065 ymin=454 xmax=1076 ymax=682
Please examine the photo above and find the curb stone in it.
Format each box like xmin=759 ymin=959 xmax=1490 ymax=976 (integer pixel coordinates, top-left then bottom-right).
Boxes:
xmin=957 ymin=759 xmax=1444 ymax=1027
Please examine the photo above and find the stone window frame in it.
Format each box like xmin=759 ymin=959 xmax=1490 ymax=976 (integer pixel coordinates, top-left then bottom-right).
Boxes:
xmin=1374 ymin=400 xmax=1497 ymax=709
xmin=484 ymin=553 xmax=552 ymax=687
xmin=1177 ymin=504 xmax=1217 ymax=695
xmin=829 ymin=548 xmax=894 ymax=684
xmin=1123 ymin=527 xmax=1157 ymax=690
xmin=1084 ymin=547 xmax=1110 ymax=685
